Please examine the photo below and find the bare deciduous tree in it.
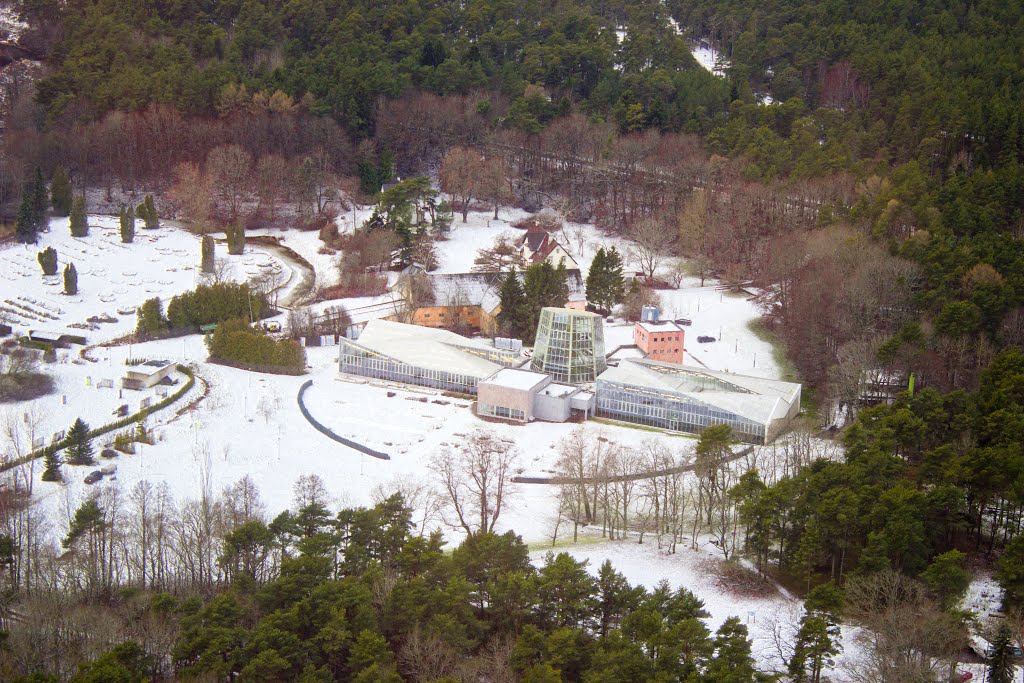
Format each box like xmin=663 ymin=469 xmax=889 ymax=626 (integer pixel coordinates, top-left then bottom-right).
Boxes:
xmin=429 ymin=430 xmax=518 ymax=537
xmin=628 ymin=217 xmax=675 ymax=279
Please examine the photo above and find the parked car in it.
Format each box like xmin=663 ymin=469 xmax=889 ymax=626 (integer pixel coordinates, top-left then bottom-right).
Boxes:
xmin=697 ymin=335 xmax=716 ymax=343
xmin=674 ymin=318 xmax=692 ymax=326
xmin=958 ymin=672 xmax=973 ymax=682
xmin=100 ymin=464 xmax=117 ymax=476
xmin=101 ymin=448 xmax=119 ymax=459
xmin=84 ymin=471 xmax=103 ymax=485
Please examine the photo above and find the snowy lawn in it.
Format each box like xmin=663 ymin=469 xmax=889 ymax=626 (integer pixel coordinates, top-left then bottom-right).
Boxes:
xmin=1 ymin=216 xmax=294 ymax=345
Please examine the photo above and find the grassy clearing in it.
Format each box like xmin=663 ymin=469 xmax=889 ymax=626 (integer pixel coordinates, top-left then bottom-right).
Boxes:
xmin=527 ymin=532 xmax=614 ymax=552
xmin=746 ymin=317 xmax=817 ymax=413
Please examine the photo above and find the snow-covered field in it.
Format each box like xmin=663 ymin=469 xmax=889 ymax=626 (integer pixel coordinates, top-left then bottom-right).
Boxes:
xmin=1 ymin=216 xmax=295 ymax=345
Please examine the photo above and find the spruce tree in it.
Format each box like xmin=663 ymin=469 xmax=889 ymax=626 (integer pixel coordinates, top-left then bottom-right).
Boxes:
xmin=64 ymin=262 xmax=78 ymax=295
xmin=497 ymin=270 xmax=530 ymax=339
xmin=37 ymin=246 xmax=58 ymax=275
xmin=51 ymin=166 xmax=72 ymax=216
xmin=986 ymin=623 xmax=1015 ymax=683
xmin=69 ymin=195 xmax=88 ymax=237
xmin=586 ymin=246 xmax=625 ymax=313
xmin=201 ymin=235 xmax=215 ymax=273
xmin=14 ymin=189 xmax=37 ymax=243
xmin=120 ymin=205 xmax=135 ymax=243
xmin=586 ymin=247 xmax=608 ymax=309
xmin=31 ymin=167 xmax=48 ymax=231
xmin=41 ymin=448 xmax=63 ymax=482
xmin=66 ymin=417 xmax=94 ymax=466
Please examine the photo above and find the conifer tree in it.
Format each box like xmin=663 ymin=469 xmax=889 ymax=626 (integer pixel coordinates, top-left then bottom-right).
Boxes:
xmin=41 ymin=448 xmax=63 ymax=482
xmin=586 ymin=246 xmax=625 ymax=313
xmin=15 ymin=189 xmax=37 ymax=243
xmin=120 ymin=205 xmax=135 ymax=243
xmin=64 ymin=262 xmax=78 ymax=295
xmin=497 ymin=270 xmax=530 ymax=339
xmin=137 ymin=194 xmax=159 ymax=229
xmin=37 ymin=246 xmax=58 ymax=275
xmin=226 ymin=223 xmax=246 ymax=255
xmin=31 ymin=167 xmax=48 ymax=230
xmin=66 ymin=417 xmax=94 ymax=466
xmin=986 ymin=623 xmax=1015 ymax=683
xmin=51 ymin=166 xmax=72 ymax=216
xmin=69 ymin=195 xmax=88 ymax=237
xmin=201 ymin=235 xmax=215 ymax=273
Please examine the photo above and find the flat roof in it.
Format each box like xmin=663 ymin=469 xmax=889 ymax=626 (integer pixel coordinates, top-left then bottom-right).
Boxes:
xmin=347 ymin=319 xmax=513 ymax=378
xmin=597 ymin=359 xmax=800 ymax=425
xmin=540 ymin=383 xmax=577 ymax=398
xmin=636 ymin=320 xmax=683 ymax=333
xmin=481 ymin=368 xmax=550 ymax=391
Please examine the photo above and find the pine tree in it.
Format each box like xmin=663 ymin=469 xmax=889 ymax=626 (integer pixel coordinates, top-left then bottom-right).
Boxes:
xmin=64 ymin=262 xmax=78 ymax=295
xmin=51 ymin=166 xmax=72 ymax=216
xmin=31 ymin=167 xmax=48 ymax=231
xmin=37 ymin=246 xmax=58 ymax=275
xmin=497 ymin=270 xmax=530 ymax=339
xmin=523 ymin=261 xmax=570 ymax=338
xmin=69 ymin=195 xmax=88 ymax=237
xmin=41 ymin=448 xmax=63 ymax=482
xmin=15 ymin=188 xmax=37 ymax=243
xmin=120 ymin=205 xmax=135 ymax=243
xmin=789 ymin=583 xmax=843 ymax=683
xmin=66 ymin=417 xmax=94 ymax=466
xmin=201 ymin=235 xmax=215 ymax=273
xmin=986 ymin=623 xmax=1015 ymax=683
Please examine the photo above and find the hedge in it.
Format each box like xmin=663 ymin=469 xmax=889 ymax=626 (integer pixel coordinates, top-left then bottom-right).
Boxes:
xmin=0 ymin=364 xmax=196 ymax=472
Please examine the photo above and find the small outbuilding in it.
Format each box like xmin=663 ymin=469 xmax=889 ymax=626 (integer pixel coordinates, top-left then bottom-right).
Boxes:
xmin=122 ymin=360 xmax=175 ymax=390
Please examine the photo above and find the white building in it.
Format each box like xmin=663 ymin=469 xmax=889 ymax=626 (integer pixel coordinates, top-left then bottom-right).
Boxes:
xmin=596 ymin=358 xmax=802 ymax=443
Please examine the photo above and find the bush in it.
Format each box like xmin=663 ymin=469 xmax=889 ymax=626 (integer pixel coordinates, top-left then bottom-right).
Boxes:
xmin=136 ymin=297 xmax=167 ymax=338
xmin=37 ymin=246 xmax=58 ymax=275
xmin=69 ymin=196 xmax=88 ymax=237
xmin=225 ymin=223 xmax=246 ymax=255
xmin=207 ymin=318 xmax=306 ymax=371
xmin=166 ymin=282 xmax=265 ymax=331
xmin=64 ymin=262 xmax=78 ymax=295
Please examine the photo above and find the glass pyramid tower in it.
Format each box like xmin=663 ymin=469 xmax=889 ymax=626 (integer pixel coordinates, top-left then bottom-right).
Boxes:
xmin=530 ymin=307 xmax=607 ymax=384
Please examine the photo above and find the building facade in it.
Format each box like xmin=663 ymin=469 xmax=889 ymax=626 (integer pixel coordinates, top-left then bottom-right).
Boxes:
xmin=339 ymin=320 xmax=520 ymax=394
xmin=476 ymin=367 xmax=595 ymax=423
xmin=530 ymin=308 xmax=607 ymax=384
xmin=595 ymin=359 xmax=801 ymax=444
xmin=634 ymin=320 xmax=685 ymax=364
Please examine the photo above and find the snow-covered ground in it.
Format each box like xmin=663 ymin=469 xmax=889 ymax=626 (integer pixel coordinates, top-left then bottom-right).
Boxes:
xmin=691 ymin=44 xmax=729 ymax=77
xmin=1 ymin=216 xmax=294 ymax=344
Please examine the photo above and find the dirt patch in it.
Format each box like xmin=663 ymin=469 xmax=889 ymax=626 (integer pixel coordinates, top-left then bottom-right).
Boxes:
xmin=701 ymin=556 xmax=776 ymax=598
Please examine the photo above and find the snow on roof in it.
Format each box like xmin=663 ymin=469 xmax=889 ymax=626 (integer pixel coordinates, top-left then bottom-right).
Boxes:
xmin=540 ymin=382 xmax=577 ymax=398
xmin=351 ymin=319 xmax=508 ymax=378
xmin=636 ymin=320 xmax=683 ymax=334
xmin=481 ymin=368 xmax=550 ymax=391
xmin=597 ymin=359 xmax=800 ymax=425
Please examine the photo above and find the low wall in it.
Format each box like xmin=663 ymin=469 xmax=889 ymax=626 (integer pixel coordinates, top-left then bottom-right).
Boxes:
xmin=296 ymin=380 xmax=390 ymax=460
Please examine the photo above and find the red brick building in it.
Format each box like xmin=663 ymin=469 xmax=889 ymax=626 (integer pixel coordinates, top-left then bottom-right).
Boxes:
xmin=633 ymin=320 xmax=685 ymax=365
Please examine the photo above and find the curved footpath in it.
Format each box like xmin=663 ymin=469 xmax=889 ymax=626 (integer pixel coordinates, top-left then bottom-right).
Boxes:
xmin=296 ymin=380 xmax=390 ymax=460
xmin=513 ymin=445 xmax=754 ymax=485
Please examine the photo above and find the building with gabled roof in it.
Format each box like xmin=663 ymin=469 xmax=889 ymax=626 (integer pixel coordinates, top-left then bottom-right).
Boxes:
xmin=595 ymin=359 xmax=801 ymax=443
xmin=514 ymin=226 xmax=578 ymax=269
xmin=392 ymin=270 xmax=587 ymax=334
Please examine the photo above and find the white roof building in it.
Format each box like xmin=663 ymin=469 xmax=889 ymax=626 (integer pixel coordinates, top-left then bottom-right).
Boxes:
xmin=339 ymin=319 xmax=522 ymax=394
xmin=596 ymin=358 xmax=801 ymax=443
